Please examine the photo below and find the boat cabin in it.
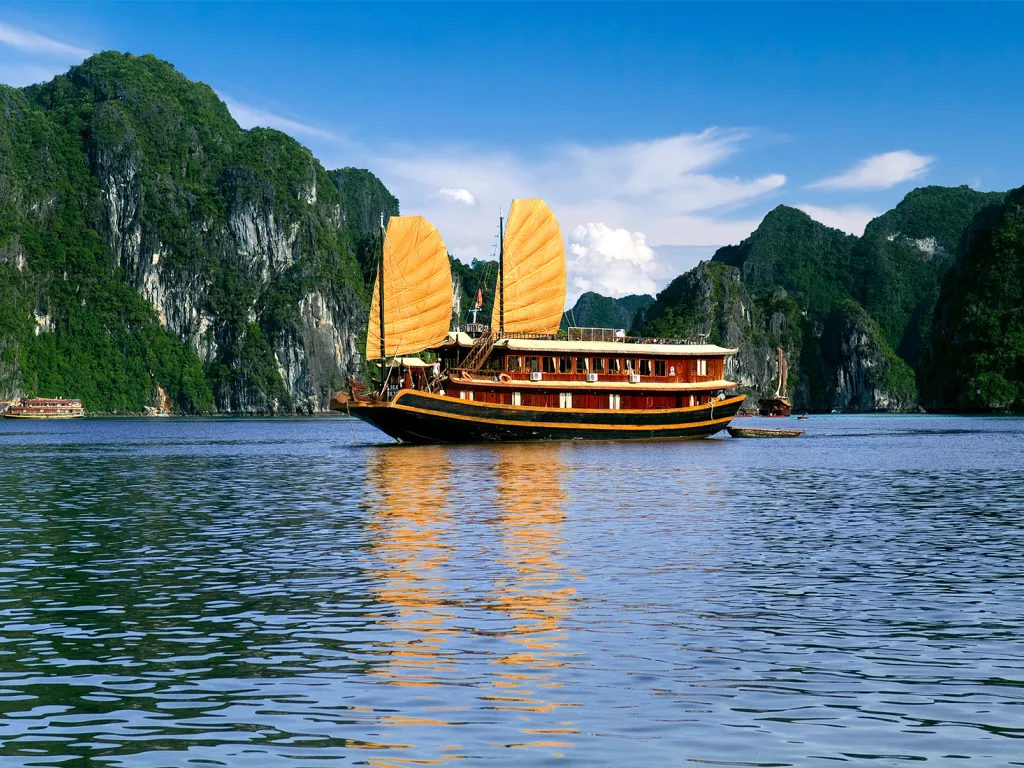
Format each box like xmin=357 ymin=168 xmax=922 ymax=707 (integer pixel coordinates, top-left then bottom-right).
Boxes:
xmin=427 ymin=329 xmax=737 ymax=410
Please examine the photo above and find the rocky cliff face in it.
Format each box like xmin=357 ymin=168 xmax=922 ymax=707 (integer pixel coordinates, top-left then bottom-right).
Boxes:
xmin=921 ymin=188 xmax=1024 ymax=412
xmin=819 ymin=302 xmax=917 ymax=412
xmin=0 ymin=52 xmax=392 ymax=414
xmin=640 ymin=249 xmax=918 ymax=412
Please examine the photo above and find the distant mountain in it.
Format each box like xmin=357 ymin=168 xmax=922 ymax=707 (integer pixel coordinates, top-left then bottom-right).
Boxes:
xmin=561 ymin=292 xmax=655 ymax=332
xmin=639 ymin=187 xmax=1006 ymax=412
xmin=922 ymin=187 xmax=1024 ymax=412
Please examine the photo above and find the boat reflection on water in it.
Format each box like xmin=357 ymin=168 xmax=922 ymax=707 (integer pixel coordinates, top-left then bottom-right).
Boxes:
xmin=367 ymin=446 xmax=459 ymax=687
xmin=486 ymin=443 xmax=579 ymax=754
xmin=364 ymin=443 xmax=579 ymax=763
xmin=363 ymin=446 xmax=464 ymax=763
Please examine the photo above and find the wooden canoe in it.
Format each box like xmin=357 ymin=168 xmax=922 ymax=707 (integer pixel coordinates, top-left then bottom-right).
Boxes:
xmin=727 ymin=426 xmax=804 ymax=438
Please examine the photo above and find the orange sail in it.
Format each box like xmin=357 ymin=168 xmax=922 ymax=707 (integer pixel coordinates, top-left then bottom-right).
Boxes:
xmin=367 ymin=216 xmax=453 ymax=359
xmin=491 ymin=199 xmax=566 ymax=335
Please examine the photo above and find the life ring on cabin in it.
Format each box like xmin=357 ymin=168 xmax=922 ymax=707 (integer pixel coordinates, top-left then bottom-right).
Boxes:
xmin=645 ymin=396 xmax=654 ymax=408
xmin=498 ymin=373 xmax=512 ymax=383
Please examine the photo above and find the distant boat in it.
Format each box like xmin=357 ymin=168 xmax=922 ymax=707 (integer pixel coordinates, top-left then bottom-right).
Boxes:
xmin=757 ymin=346 xmax=792 ymax=417
xmin=728 ymin=426 xmax=804 ymax=438
xmin=2 ymin=397 xmax=85 ymax=419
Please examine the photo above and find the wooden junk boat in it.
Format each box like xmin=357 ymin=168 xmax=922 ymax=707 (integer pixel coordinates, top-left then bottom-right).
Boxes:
xmin=337 ymin=200 xmax=745 ymax=443
xmin=2 ymin=397 xmax=85 ymax=419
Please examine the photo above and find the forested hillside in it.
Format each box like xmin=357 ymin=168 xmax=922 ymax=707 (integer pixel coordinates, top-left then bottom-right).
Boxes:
xmin=636 ymin=187 xmax=1008 ymax=412
xmin=0 ymin=52 xmax=392 ymax=413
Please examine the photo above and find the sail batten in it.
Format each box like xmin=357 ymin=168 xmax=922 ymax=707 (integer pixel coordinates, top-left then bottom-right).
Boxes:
xmin=491 ymin=199 xmax=566 ymax=335
xmin=366 ymin=216 xmax=453 ymax=359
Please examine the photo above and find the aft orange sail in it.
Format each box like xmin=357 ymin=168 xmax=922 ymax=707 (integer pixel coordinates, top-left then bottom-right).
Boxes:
xmin=367 ymin=216 xmax=453 ymax=359
xmin=492 ymin=199 xmax=566 ymax=335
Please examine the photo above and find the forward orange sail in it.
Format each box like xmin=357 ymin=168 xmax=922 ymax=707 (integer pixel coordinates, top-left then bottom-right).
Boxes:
xmin=491 ymin=199 xmax=566 ymax=335
xmin=367 ymin=216 xmax=453 ymax=359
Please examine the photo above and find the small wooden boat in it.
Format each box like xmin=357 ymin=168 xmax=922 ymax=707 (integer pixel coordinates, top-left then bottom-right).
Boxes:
xmin=727 ymin=426 xmax=804 ymax=438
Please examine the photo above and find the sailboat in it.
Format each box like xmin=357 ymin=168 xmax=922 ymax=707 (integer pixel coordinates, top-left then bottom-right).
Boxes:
xmin=757 ymin=347 xmax=792 ymax=417
xmin=338 ymin=200 xmax=746 ymax=443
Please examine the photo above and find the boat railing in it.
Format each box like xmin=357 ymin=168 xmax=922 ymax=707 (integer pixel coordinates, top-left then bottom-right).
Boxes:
xmin=567 ymin=327 xmax=712 ymax=346
xmin=449 ymin=371 xmax=722 ymax=386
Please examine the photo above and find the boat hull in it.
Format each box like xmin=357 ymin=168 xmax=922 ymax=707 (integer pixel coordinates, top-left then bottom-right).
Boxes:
xmin=727 ymin=427 xmax=804 ymax=438
xmin=2 ymin=412 xmax=84 ymax=419
xmin=348 ymin=391 xmax=745 ymax=444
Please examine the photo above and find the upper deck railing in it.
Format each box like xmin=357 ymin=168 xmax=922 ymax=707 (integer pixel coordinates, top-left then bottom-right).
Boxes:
xmin=451 ymin=324 xmax=713 ymax=346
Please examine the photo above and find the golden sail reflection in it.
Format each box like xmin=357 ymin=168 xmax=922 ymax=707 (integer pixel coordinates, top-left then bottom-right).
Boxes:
xmin=366 ymin=444 xmax=579 ymax=761
xmin=367 ymin=446 xmax=458 ymax=688
xmin=484 ymin=443 xmax=579 ymax=751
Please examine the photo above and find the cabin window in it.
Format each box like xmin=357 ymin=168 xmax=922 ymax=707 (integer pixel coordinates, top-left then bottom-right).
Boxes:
xmin=559 ymin=357 xmax=572 ymax=373
xmin=609 ymin=393 xmax=620 ymax=410
xmin=543 ymin=357 xmax=557 ymax=373
xmin=592 ymin=358 xmax=607 ymax=374
xmin=512 ymin=391 xmax=522 ymax=406
xmin=576 ymin=357 xmax=587 ymax=373
xmin=639 ymin=360 xmax=652 ymax=376
xmin=654 ymin=360 xmax=666 ymax=376
xmin=625 ymin=359 xmax=634 ymax=372
xmin=697 ymin=359 xmax=707 ymax=376
xmin=610 ymin=358 xmax=622 ymax=374
xmin=527 ymin=356 xmax=540 ymax=372
xmin=507 ymin=356 xmax=523 ymax=373
xmin=559 ymin=392 xmax=573 ymax=408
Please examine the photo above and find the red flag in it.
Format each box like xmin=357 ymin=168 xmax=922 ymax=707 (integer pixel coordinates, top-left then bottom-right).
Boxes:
xmin=475 ymin=288 xmax=483 ymax=309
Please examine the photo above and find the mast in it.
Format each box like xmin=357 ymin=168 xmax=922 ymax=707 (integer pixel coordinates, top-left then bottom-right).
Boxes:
xmin=498 ymin=209 xmax=505 ymax=337
xmin=378 ymin=213 xmax=386 ymax=373
xmin=775 ymin=346 xmax=787 ymax=398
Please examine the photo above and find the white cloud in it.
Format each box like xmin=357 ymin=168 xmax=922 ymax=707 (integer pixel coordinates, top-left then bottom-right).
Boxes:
xmin=339 ymin=129 xmax=786 ymax=275
xmin=795 ymin=204 xmax=879 ymax=236
xmin=808 ymin=150 xmax=933 ymax=190
xmin=219 ymin=94 xmax=340 ymax=141
xmin=431 ymin=187 xmax=476 ymax=206
xmin=567 ymin=223 xmax=658 ymax=304
xmin=0 ymin=21 xmax=90 ymax=59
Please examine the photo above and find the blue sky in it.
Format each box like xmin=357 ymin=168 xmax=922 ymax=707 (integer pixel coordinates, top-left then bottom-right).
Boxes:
xmin=2 ymin=2 xmax=1022 ymax=299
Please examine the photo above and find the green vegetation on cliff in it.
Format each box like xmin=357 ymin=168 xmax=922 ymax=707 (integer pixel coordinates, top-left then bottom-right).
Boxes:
xmin=639 ymin=188 xmax=1005 ymax=412
xmin=1 ymin=52 xmax=387 ymax=413
xmin=713 ymin=205 xmax=857 ymax=321
xmin=851 ymin=186 xmax=1004 ymax=365
xmin=923 ymin=187 xmax=1024 ymax=412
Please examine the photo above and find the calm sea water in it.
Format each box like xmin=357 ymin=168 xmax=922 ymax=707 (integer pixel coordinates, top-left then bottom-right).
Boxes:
xmin=1 ymin=415 xmax=1022 ymax=767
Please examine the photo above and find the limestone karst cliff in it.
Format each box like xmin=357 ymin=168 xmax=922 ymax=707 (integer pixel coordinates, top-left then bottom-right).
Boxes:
xmin=1 ymin=52 xmax=392 ymax=413
xmin=636 ymin=191 xmax=1003 ymax=412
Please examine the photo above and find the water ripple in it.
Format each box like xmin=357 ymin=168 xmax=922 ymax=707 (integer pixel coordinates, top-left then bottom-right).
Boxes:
xmin=0 ymin=415 xmax=1022 ymax=766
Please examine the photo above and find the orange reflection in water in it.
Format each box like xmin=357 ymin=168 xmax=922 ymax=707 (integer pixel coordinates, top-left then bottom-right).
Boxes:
xmin=367 ymin=446 xmax=458 ymax=687
xmin=363 ymin=446 xmax=469 ymax=767
xmin=485 ymin=443 xmax=580 ymax=749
